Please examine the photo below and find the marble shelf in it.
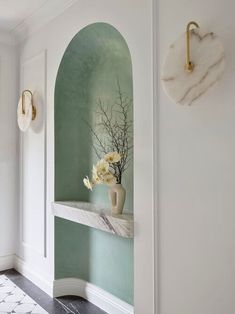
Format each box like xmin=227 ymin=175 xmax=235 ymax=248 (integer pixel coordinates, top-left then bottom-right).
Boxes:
xmin=52 ymin=201 xmax=134 ymax=238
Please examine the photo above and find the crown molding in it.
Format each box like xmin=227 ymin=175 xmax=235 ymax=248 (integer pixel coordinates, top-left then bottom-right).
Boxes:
xmin=13 ymin=0 xmax=78 ymax=43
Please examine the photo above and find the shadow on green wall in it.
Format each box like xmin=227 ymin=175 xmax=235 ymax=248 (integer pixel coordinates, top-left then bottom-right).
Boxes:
xmin=54 ymin=22 xmax=133 ymax=304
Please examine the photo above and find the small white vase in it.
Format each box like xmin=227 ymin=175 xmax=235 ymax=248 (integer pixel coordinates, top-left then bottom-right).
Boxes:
xmin=108 ymin=184 xmax=126 ymax=215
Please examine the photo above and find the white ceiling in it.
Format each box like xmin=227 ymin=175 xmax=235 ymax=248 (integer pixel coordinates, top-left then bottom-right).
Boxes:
xmin=0 ymin=0 xmax=63 ymax=31
xmin=0 ymin=0 xmax=77 ymax=43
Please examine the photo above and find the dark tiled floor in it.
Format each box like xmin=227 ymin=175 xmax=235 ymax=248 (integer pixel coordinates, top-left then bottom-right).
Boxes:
xmin=0 ymin=269 xmax=106 ymax=314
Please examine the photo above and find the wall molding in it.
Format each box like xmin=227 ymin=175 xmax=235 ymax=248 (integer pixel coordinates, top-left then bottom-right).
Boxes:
xmin=14 ymin=256 xmax=53 ymax=297
xmin=13 ymin=0 xmax=78 ymax=43
xmin=152 ymin=0 xmax=159 ymax=313
xmin=0 ymin=255 xmax=14 ymax=271
xmin=20 ymin=50 xmax=47 ymax=259
xmin=54 ymin=278 xmax=134 ymax=314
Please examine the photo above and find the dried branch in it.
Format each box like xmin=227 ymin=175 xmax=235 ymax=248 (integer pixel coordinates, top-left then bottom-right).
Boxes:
xmin=84 ymin=80 xmax=133 ymax=184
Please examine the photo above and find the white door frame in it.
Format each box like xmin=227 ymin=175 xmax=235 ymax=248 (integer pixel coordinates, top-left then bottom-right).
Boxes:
xmin=134 ymin=0 xmax=158 ymax=313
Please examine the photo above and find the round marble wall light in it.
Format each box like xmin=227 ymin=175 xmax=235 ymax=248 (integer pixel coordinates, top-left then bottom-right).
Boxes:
xmin=17 ymin=90 xmax=37 ymax=132
xmin=162 ymin=21 xmax=225 ymax=105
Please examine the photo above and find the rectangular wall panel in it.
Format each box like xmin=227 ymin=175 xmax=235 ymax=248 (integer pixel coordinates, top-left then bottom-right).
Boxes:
xmin=20 ymin=51 xmax=47 ymax=259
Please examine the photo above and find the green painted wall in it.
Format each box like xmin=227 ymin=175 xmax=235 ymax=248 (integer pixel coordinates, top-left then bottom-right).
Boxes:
xmin=54 ymin=23 xmax=133 ymax=304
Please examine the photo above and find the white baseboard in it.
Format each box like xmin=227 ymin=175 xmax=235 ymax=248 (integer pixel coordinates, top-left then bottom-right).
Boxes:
xmin=54 ymin=277 xmax=134 ymax=314
xmin=4 ymin=256 xmax=133 ymax=314
xmin=0 ymin=255 xmax=14 ymax=271
xmin=14 ymin=255 xmax=53 ymax=297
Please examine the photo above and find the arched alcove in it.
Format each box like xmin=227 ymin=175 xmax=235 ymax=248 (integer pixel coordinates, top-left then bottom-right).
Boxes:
xmin=54 ymin=23 xmax=134 ymax=304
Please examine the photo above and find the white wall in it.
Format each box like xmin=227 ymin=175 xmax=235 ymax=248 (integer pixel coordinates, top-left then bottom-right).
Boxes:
xmin=0 ymin=33 xmax=18 ymax=260
xmin=158 ymin=1 xmax=235 ymax=313
xmin=18 ymin=1 xmax=155 ymax=312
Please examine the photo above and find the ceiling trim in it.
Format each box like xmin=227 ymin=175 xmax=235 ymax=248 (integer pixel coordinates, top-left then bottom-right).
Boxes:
xmin=13 ymin=0 xmax=78 ymax=43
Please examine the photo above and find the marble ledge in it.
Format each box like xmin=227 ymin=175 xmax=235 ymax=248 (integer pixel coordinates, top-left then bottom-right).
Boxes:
xmin=52 ymin=201 xmax=134 ymax=238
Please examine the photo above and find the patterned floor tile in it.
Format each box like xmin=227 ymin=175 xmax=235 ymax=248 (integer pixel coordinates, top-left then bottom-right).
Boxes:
xmin=0 ymin=275 xmax=48 ymax=314
xmin=32 ymin=304 xmax=48 ymax=314
xmin=13 ymin=302 xmax=36 ymax=312
xmin=4 ymin=293 xmax=25 ymax=303
xmin=0 ymin=302 xmax=17 ymax=312
xmin=21 ymin=295 xmax=35 ymax=304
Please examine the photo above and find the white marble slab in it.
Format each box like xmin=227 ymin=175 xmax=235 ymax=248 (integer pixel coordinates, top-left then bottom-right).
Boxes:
xmin=162 ymin=28 xmax=225 ymax=105
xmin=52 ymin=201 xmax=134 ymax=238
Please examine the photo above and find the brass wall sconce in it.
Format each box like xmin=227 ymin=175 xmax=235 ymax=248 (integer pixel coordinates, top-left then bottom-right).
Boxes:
xmin=17 ymin=89 xmax=37 ymax=132
xmin=161 ymin=21 xmax=225 ymax=105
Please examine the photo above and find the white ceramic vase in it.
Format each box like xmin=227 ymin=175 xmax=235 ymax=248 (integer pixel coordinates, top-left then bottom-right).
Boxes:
xmin=108 ymin=184 xmax=126 ymax=215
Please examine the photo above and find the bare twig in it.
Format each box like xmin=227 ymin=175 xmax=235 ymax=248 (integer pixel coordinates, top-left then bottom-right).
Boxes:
xmin=84 ymin=80 xmax=133 ymax=184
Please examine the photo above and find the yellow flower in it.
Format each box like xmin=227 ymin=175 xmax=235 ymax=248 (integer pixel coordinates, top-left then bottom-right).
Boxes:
xmin=102 ymin=172 xmax=117 ymax=186
xmin=96 ymin=159 xmax=109 ymax=174
xmin=83 ymin=176 xmax=93 ymax=190
xmin=104 ymin=152 xmax=121 ymax=164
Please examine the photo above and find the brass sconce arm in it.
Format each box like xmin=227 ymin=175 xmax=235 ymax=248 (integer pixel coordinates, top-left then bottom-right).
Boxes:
xmin=185 ymin=21 xmax=199 ymax=72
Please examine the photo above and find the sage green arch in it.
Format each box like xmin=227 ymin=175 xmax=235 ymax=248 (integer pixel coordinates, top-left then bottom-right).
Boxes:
xmin=54 ymin=22 xmax=133 ymax=304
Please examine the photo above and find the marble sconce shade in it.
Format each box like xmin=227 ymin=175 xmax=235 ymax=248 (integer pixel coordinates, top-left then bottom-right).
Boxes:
xmin=162 ymin=28 xmax=225 ymax=105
